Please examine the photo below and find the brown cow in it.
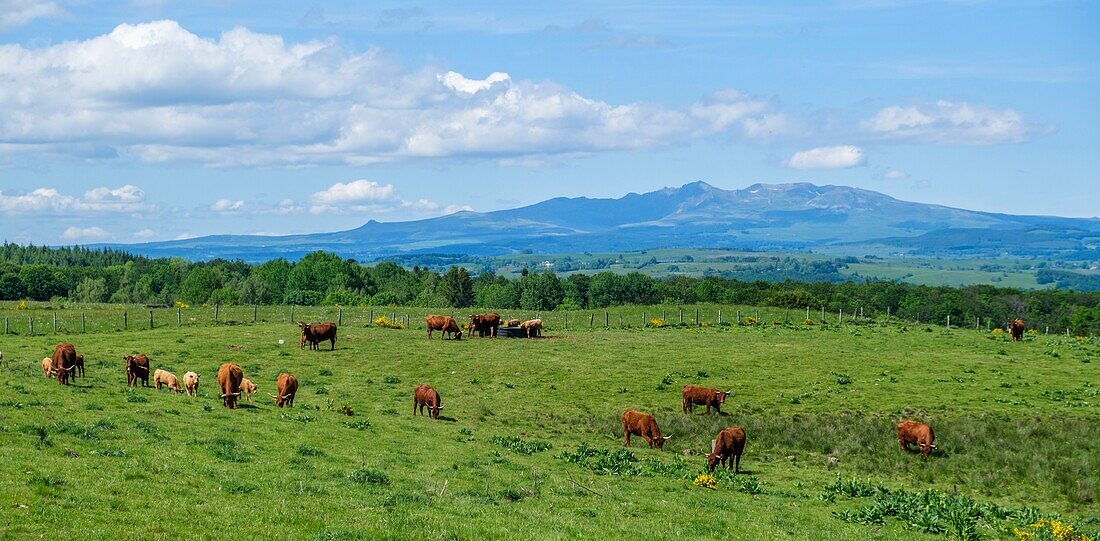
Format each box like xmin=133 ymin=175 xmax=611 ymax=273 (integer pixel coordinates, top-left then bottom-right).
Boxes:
xmin=240 ymin=378 xmax=257 ymax=404
xmin=153 ymin=369 xmax=184 ymax=393
xmin=682 ymin=385 xmax=732 ymax=415
xmin=413 ymin=384 xmax=443 ymax=419
xmin=41 ymin=357 xmax=56 ymax=378
xmin=72 ymin=354 xmax=84 ymax=378
xmin=707 ymin=426 xmax=747 ymax=473
xmin=504 ymin=318 xmax=521 ymax=327
xmin=271 ymin=373 xmax=298 ymax=408
xmin=217 ymin=363 xmax=244 ymax=409
xmin=519 ymin=318 xmax=543 ymax=338
xmin=469 ymin=313 xmax=500 ymax=337
xmin=183 ymin=371 xmax=200 ymax=396
xmin=425 ymin=315 xmax=462 ymax=340
xmin=51 ymin=343 xmax=78 ymax=386
xmin=1009 ymin=319 xmax=1025 ymax=341
xmin=299 ymin=322 xmax=338 ymax=351
xmin=621 ymin=409 xmax=671 ymax=450
xmin=897 ymin=419 xmax=936 ymax=456
xmin=124 ymin=355 xmax=151 ymax=388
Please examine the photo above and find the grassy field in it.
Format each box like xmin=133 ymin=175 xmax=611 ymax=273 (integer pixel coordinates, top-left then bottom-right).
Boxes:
xmin=0 ymin=315 xmax=1097 ymax=540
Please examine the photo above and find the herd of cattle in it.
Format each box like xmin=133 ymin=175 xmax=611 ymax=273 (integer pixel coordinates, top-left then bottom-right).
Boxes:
xmin=33 ymin=313 xmax=1001 ymax=476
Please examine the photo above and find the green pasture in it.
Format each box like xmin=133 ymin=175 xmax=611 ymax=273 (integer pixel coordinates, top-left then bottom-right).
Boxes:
xmin=0 ymin=314 xmax=1097 ymax=540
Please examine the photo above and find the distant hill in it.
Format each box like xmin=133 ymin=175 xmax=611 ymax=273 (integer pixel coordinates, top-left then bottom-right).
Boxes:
xmin=98 ymin=181 xmax=1100 ymax=262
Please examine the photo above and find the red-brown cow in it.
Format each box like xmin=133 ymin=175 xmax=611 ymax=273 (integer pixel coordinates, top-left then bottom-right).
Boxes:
xmin=51 ymin=343 xmax=78 ymax=386
xmin=682 ymin=385 xmax=732 ymax=415
xmin=621 ymin=409 xmax=671 ymax=450
xmin=469 ymin=313 xmax=500 ymax=337
xmin=71 ymin=354 xmax=85 ymax=378
xmin=299 ymin=322 xmax=338 ymax=351
xmin=123 ymin=354 xmax=151 ymax=388
xmin=271 ymin=373 xmax=299 ymax=408
xmin=217 ymin=363 xmax=244 ymax=409
xmin=413 ymin=384 xmax=443 ymax=419
xmin=425 ymin=315 xmax=462 ymax=340
xmin=707 ymin=426 xmax=747 ymax=473
xmin=897 ymin=419 xmax=936 ymax=456
xmin=1009 ymin=319 xmax=1025 ymax=341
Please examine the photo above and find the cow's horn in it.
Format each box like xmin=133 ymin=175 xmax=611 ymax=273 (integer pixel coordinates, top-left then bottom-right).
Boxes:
xmin=270 ymin=394 xmax=279 ymax=399
xmin=435 ymin=405 xmax=443 ymax=409
xmin=725 ymin=390 xmax=733 ymax=394
xmin=662 ymin=435 xmax=672 ymax=440
xmin=220 ymin=393 xmax=228 ymax=398
xmin=281 ymin=394 xmax=292 ymax=400
xmin=231 ymin=392 xmax=241 ymax=396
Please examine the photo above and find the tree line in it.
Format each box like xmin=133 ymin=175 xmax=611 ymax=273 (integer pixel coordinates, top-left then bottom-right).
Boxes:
xmin=1 ymin=244 xmax=1098 ymax=334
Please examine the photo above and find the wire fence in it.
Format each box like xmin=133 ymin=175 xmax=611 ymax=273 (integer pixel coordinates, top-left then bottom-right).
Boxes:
xmin=0 ymin=302 xmax=1082 ymax=337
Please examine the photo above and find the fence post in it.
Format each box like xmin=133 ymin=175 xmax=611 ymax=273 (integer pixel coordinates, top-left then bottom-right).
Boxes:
xmin=253 ymin=305 xmax=257 ymax=323
xmin=123 ymin=311 xmax=127 ymax=330
xmin=29 ymin=316 xmax=34 ymax=336
xmin=821 ymin=306 xmax=825 ymax=323
xmin=838 ymin=308 xmax=842 ymax=326
xmin=5 ymin=316 xmax=8 ymax=334
xmin=604 ymin=311 xmax=609 ymax=328
xmin=643 ymin=311 xmax=647 ymax=326
xmin=619 ymin=314 xmax=623 ymax=327
xmin=338 ymin=307 xmax=343 ymax=326
xmin=887 ymin=306 xmax=891 ymax=319
xmin=737 ymin=310 xmax=741 ymax=324
xmin=784 ymin=307 xmax=789 ymax=323
xmin=695 ymin=308 xmax=700 ymax=326
xmin=369 ymin=309 xmax=374 ymax=326
xmin=718 ymin=310 xmax=722 ymax=325
xmin=53 ymin=313 xmax=57 ymax=333
xmin=678 ymin=308 xmax=683 ymax=325
xmin=149 ymin=310 xmax=154 ymax=330
xmin=290 ymin=305 xmax=295 ymax=323
xmin=392 ymin=312 xmax=396 ymax=324
xmin=806 ymin=306 xmax=810 ymax=321
xmin=82 ymin=312 xmax=86 ymax=333
xmin=947 ymin=315 xmax=950 ymax=328
xmin=564 ymin=313 xmax=568 ymax=330
xmin=589 ymin=314 xmax=594 ymax=328
xmin=178 ymin=307 xmax=182 ymax=326
xmin=215 ymin=302 xmax=220 ymax=322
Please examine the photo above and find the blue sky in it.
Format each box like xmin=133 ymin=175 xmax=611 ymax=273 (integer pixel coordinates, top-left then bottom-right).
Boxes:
xmin=0 ymin=0 xmax=1096 ymax=244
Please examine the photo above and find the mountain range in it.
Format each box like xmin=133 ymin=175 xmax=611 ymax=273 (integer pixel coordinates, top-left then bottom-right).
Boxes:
xmin=102 ymin=181 xmax=1100 ymax=262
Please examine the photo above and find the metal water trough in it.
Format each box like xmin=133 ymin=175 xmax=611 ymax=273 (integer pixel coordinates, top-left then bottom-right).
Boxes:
xmin=498 ymin=326 xmax=536 ymax=338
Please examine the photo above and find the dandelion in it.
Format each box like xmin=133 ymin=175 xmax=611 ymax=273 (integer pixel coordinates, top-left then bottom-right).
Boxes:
xmin=16 ymin=300 xmax=27 ymax=310
xmin=650 ymin=318 xmax=668 ymax=328
xmin=693 ymin=473 xmax=717 ymax=489
xmin=743 ymin=316 xmax=758 ymax=327
xmin=373 ymin=316 xmax=404 ymax=329
xmin=1015 ymin=527 xmax=1035 ymax=541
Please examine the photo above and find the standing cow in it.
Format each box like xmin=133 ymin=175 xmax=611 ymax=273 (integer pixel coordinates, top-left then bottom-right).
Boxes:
xmin=1009 ymin=319 xmax=1025 ymax=341
xmin=621 ymin=409 xmax=671 ymax=450
xmin=217 ymin=363 xmax=244 ymax=409
xmin=124 ymin=355 xmax=151 ymax=388
xmin=153 ymin=369 xmax=184 ymax=393
xmin=897 ymin=419 xmax=936 ymax=456
xmin=708 ymin=426 xmax=747 ymax=473
xmin=183 ymin=371 xmax=200 ymax=397
xmin=272 ymin=373 xmax=299 ymax=407
xmin=519 ymin=318 xmax=543 ymax=338
xmin=682 ymin=385 xmax=732 ymax=415
xmin=425 ymin=315 xmax=462 ymax=340
xmin=469 ymin=313 xmax=501 ymax=337
xmin=299 ymin=322 xmax=338 ymax=351
xmin=51 ymin=343 xmax=79 ymax=386
xmin=413 ymin=384 xmax=443 ymax=419
xmin=240 ymin=378 xmax=257 ymax=404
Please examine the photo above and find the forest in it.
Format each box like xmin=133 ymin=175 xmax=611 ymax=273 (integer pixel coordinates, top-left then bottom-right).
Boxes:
xmin=1 ymin=243 xmax=1098 ymax=334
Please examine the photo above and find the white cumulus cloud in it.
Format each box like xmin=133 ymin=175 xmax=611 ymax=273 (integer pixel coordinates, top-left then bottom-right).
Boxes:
xmin=438 ymin=71 xmax=511 ymax=94
xmin=61 ymin=226 xmax=109 ymax=241
xmin=862 ymin=100 xmax=1029 ymax=144
xmin=211 ymin=199 xmax=245 ymax=212
xmin=0 ymin=184 xmax=151 ymax=214
xmin=784 ymin=145 xmax=866 ymax=170
xmin=0 ymin=0 xmax=64 ymax=31
xmin=310 ymin=179 xmax=397 ymax=205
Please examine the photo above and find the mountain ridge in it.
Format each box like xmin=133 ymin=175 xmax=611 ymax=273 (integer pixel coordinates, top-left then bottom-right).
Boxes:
xmin=94 ymin=181 xmax=1100 ymax=262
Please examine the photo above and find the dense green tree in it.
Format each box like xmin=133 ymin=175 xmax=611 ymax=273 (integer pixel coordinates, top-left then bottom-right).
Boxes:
xmin=19 ymin=265 xmax=63 ymax=301
xmin=179 ymin=267 xmax=221 ymax=304
xmin=73 ymin=277 xmax=109 ymax=303
xmin=440 ymin=266 xmax=475 ymax=308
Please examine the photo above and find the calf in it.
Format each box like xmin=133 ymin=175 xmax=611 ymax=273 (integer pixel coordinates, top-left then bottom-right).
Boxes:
xmin=69 ymin=354 xmax=85 ymax=379
xmin=504 ymin=318 xmax=521 ymax=327
xmin=621 ymin=409 xmax=671 ymax=450
xmin=413 ymin=384 xmax=443 ymax=419
xmin=519 ymin=318 xmax=543 ymax=338
xmin=124 ymin=354 xmax=151 ymax=387
xmin=183 ymin=371 xmax=200 ymax=397
xmin=425 ymin=315 xmax=462 ymax=341
xmin=897 ymin=419 xmax=936 ymax=456
xmin=216 ymin=363 xmax=244 ymax=409
xmin=240 ymin=378 xmax=257 ymax=404
xmin=272 ymin=373 xmax=298 ymax=408
xmin=707 ymin=426 xmax=747 ymax=473
xmin=41 ymin=357 xmax=56 ymax=378
xmin=51 ymin=343 xmax=78 ymax=386
xmin=153 ymin=369 xmax=184 ymax=393
xmin=682 ymin=385 xmax=731 ymax=414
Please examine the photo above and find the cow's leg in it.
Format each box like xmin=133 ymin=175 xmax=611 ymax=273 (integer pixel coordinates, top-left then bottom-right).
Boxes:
xmin=715 ymin=404 xmax=721 ymax=415
xmin=898 ymin=439 xmax=906 ymax=452
xmin=734 ymin=454 xmax=740 ymax=473
xmin=330 ymin=338 xmax=335 ymax=351
xmin=623 ymin=428 xmax=631 ymax=447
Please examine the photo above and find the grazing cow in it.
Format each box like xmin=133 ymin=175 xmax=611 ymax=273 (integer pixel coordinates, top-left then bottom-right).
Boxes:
xmin=708 ymin=426 xmax=747 ymax=473
xmin=413 ymin=384 xmax=443 ymax=419
xmin=124 ymin=355 xmax=151 ymax=388
xmin=51 ymin=343 xmax=79 ymax=386
xmin=183 ymin=371 xmax=200 ymax=396
xmin=1009 ymin=319 xmax=1025 ymax=342
xmin=299 ymin=322 xmax=338 ymax=351
xmin=271 ymin=373 xmax=299 ymax=408
xmin=71 ymin=354 xmax=85 ymax=379
xmin=469 ymin=313 xmax=501 ymax=337
xmin=505 ymin=318 xmax=521 ymax=327
xmin=153 ymin=369 xmax=184 ymax=393
xmin=216 ymin=363 xmax=244 ymax=409
xmin=682 ymin=385 xmax=732 ymax=415
xmin=41 ymin=357 xmax=55 ymax=378
xmin=240 ymin=378 xmax=257 ymax=404
xmin=897 ymin=419 xmax=936 ymax=456
xmin=621 ymin=409 xmax=671 ymax=450
xmin=519 ymin=318 xmax=543 ymax=338
xmin=425 ymin=315 xmax=462 ymax=341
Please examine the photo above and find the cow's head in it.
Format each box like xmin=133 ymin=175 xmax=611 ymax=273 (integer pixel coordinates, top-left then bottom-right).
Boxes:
xmin=653 ymin=435 xmax=672 ymax=450
xmin=455 ymin=330 xmax=463 ymax=341
xmin=715 ymin=390 xmax=731 ymax=404
xmin=469 ymin=315 xmax=481 ymax=326
xmin=707 ymin=452 xmax=722 ymax=471
xmin=298 ymin=322 xmax=310 ymax=332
